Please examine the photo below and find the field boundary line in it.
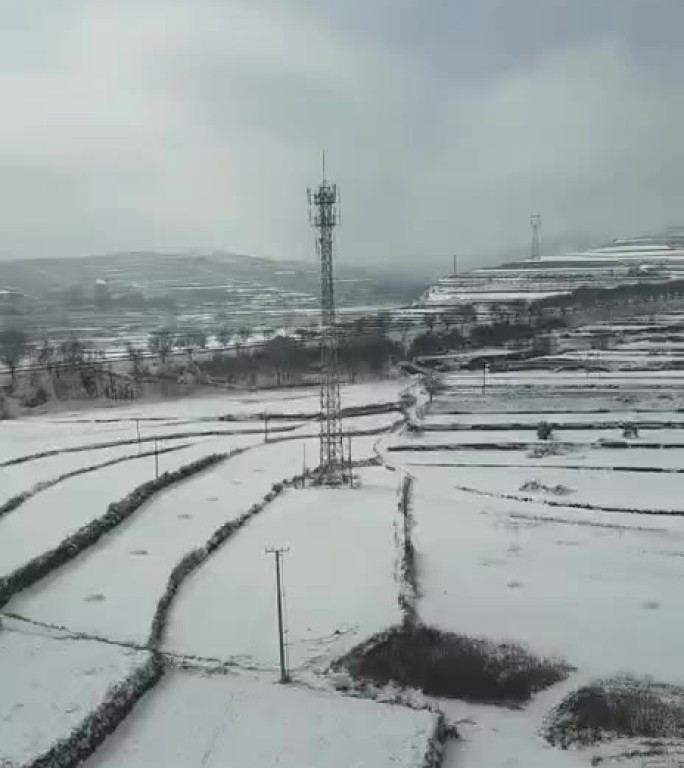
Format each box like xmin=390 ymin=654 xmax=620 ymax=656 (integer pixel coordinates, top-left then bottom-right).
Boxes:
xmin=0 ymin=443 xmax=191 ymax=521
xmin=452 ymin=483 xmax=684 ymax=518
xmin=0 ymin=451 xmax=242 ymax=609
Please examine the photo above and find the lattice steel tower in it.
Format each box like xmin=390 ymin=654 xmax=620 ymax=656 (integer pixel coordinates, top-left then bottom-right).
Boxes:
xmin=308 ymin=157 xmax=345 ymax=483
xmin=531 ymin=214 xmax=542 ymax=261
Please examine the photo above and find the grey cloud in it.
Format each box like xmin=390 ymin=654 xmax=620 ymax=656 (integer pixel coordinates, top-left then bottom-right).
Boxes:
xmin=0 ymin=0 xmax=682 ymax=274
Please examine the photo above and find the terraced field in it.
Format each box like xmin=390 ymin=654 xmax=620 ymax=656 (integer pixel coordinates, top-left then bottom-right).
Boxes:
xmin=4 ymin=316 xmax=684 ymax=767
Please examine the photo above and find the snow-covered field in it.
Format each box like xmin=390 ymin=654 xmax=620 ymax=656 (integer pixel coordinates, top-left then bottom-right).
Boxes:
xmin=409 ymin=468 xmax=684 ymax=679
xmin=0 ymin=618 xmax=149 ymax=767
xmin=86 ymin=669 xmax=436 ymax=768
xmin=0 ymin=378 xmax=420 ymax=767
xmin=166 ymin=466 xmax=401 ymax=670
xmin=6 ymin=326 xmax=684 ymax=768
xmin=0 ymin=434 xmax=260 ymax=580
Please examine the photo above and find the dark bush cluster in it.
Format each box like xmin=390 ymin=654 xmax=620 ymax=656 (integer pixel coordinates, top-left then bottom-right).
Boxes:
xmin=337 ymin=625 xmax=571 ymax=704
xmin=536 ymin=420 xmax=553 ymax=440
xmin=20 ymin=385 xmax=49 ymax=409
xmin=545 ymin=676 xmax=684 ymax=748
xmin=28 ymin=653 xmax=163 ymax=768
xmin=396 ymin=474 xmax=418 ymax=627
xmin=0 ymin=489 xmax=33 ymax=519
xmin=0 ymin=453 xmax=228 ymax=609
xmin=533 ymin=277 xmax=684 ymax=315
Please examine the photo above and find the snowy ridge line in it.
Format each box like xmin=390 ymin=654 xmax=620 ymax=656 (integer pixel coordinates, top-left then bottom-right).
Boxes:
xmin=274 ymin=422 xmax=404 ymax=445
xmin=452 ymin=483 xmax=684 ymax=518
xmin=0 ymin=452 xmax=235 ymax=610
xmin=219 ymin=400 xmax=402 ymax=422
xmin=506 ymin=512 xmax=670 ymax=534
xmin=20 ymin=651 xmax=163 ymax=768
xmin=412 ymin=420 xmax=684 ymax=432
xmin=389 ymin=441 xmax=684 ymax=452
xmin=0 ymin=411 xmax=397 ymax=470
xmin=442 ymin=383 xmax=683 ymax=392
xmin=48 ymin=415 xmax=176 ymax=424
xmin=437 ymin=408 xmax=684 ymax=415
xmin=0 ymin=426 xmax=295 ymax=468
xmin=0 ymin=443 xmax=191 ymax=521
xmin=404 ymin=461 xmax=684 ymax=474
xmin=391 ymin=443 xmax=551 ymax=452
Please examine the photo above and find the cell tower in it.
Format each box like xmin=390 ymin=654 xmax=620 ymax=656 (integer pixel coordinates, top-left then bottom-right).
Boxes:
xmin=531 ymin=214 xmax=542 ymax=261
xmin=308 ymin=155 xmax=345 ymax=484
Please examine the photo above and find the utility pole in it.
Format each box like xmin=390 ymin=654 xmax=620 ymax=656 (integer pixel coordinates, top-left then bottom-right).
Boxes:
xmin=265 ymin=547 xmax=290 ymax=683
xmin=154 ymin=438 xmax=159 ymax=479
xmin=263 ymin=412 xmax=269 ymax=443
xmin=347 ymin=432 xmax=353 ymax=487
xmin=453 ymin=254 xmax=458 ymax=276
xmin=135 ymin=419 xmax=141 ymax=454
xmin=481 ymin=363 xmax=488 ymax=395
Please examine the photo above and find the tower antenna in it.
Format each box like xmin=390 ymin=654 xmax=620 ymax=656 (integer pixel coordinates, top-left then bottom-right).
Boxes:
xmin=531 ymin=214 xmax=542 ymax=261
xmin=307 ymin=156 xmax=345 ymax=484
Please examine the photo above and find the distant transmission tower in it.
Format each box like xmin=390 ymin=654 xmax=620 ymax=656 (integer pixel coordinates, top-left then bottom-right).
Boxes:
xmin=308 ymin=154 xmax=345 ymax=484
xmin=531 ymin=214 xmax=542 ymax=261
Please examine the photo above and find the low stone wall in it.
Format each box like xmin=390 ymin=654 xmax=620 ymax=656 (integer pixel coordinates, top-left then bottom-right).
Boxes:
xmin=0 ymin=453 xmax=229 ymax=609
xmin=23 ymin=652 xmax=163 ymax=768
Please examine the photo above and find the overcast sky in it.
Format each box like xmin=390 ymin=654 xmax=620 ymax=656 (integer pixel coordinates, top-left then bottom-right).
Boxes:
xmin=0 ymin=0 xmax=682 ymax=273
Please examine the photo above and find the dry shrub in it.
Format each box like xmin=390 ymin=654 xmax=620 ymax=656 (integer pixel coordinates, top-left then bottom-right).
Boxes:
xmin=337 ymin=625 xmax=571 ymax=704
xmin=546 ymin=676 xmax=684 ymax=748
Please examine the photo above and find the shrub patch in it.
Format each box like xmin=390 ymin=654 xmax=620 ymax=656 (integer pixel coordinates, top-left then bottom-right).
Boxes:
xmin=545 ymin=676 xmax=684 ymax=748
xmin=335 ymin=624 xmax=571 ymax=704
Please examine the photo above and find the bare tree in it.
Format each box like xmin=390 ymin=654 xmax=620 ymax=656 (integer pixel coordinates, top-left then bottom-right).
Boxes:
xmin=0 ymin=328 xmax=27 ymax=387
xmin=421 ymin=371 xmax=442 ymax=404
xmin=125 ymin=342 xmax=144 ymax=382
xmin=176 ymin=330 xmax=207 ymax=363
xmin=236 ymin=326 xmax=251 ymax=356
xmin=460 ymin=303 xmax=478 ymax=332
xmin=36 ymin=337 xmax=55 ymax=375
xmin=148 ymin=328 xmax=175 ymax=367
xmin=216 ymin=325 xmax=232 ymax=348
xmin=59 ymin=338 xmax=85 ymax=367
